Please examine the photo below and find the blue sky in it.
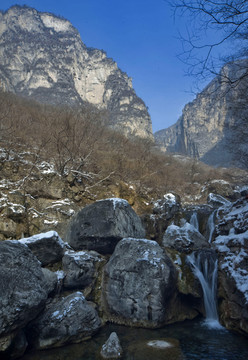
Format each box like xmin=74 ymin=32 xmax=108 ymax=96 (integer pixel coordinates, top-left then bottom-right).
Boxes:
xmin=1 ymin=0 xmax=209 ymax=132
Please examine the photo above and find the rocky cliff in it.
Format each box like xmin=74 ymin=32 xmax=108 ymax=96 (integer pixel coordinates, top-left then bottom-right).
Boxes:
xmin=0 ymin=5 xmax=153 ymax=139
xmin=155 ymin=61 xmax=248 ymax=168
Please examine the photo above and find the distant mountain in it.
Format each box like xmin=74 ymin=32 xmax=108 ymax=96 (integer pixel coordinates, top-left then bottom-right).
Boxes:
xmin=155 ymin=61 xmax=248 ymax=169
xmin=0 ymin=5 xmax=153 ymax=140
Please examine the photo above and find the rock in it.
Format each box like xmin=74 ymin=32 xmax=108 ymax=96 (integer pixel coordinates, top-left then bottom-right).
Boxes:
xmin=153 ymin=193 xmax=181 ymax=218
xmin=0 ymin=6 xmax=153 ymax=140
xmin=18 ymin=231 xmax=65 ymax=266
xmin=213 ymin=198 xmax=248 ymax=335
xmin=27 ymin=292 xmax=101 ymax=349
xmin=100 ymin=332 xmax=123 ymax=359
xmin=0 ymin=330 xmax=27 ymax=360
xmin=103 ymin=238 xmax=176 ymax=327
xmin=128 ymin=338 xmax=184 ymax=360
xmin=162 ymin=221 xmax=209 ymax=254
xmin=42 ymin=268 xmax=59 ymax=296
xmin=207 ymin=193 xmax=232 ymax=208
xmin=0 ymin=240 xmax=48 ymax=336
xmin=62 ymin=250 xmax=102 ymax=290
xmin=154 ymin=61 xmax=248 ymax=169
xmin=65 ymin=198 xmax=145 ymax=254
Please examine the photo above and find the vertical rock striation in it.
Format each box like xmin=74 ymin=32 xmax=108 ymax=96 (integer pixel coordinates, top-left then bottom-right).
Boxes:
xmin=0 ymin=5 xmax=153 ymax=139
xmin=155 ymin=61 xmax=248 ymax=168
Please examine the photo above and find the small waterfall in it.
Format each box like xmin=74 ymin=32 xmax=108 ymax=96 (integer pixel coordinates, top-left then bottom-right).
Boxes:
xmin=187 ymin=251 xmax=222 ymax=329
xmin=206 ymin=211 xmax=216 ymax=243
xmin=190 ymin=212 xmax=199 ymax=231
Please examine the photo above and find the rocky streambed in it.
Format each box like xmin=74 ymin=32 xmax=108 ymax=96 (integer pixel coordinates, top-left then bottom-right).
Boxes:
xmin=0 ymin=194 xmax=248 ymax=359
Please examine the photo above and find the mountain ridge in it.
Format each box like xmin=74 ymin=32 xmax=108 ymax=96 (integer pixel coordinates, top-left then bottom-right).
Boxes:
xmin=0 ymin=5 xmax=153 ymax=140
xmin=155 ymin=61 xmax=248 ymax=169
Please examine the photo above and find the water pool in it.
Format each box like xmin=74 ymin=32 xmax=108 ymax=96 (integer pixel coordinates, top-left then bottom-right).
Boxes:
xmin=21 ymin=318 xmax=248 ymax=360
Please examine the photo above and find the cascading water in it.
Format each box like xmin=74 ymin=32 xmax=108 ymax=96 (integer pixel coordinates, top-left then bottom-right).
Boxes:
xmin=190 ymin=212 xmax=199 ymax=231
xmin=206 ymin=210 xmax=216 ymax=243
xmin=187 ymin=250 xmax=222 ymax=329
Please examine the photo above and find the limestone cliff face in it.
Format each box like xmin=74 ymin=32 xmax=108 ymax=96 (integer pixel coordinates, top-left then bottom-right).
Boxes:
xmin=0 ymin=6 xmax=153 ymax=139
xmin=155 ymin=61 xmax=248 ymax=168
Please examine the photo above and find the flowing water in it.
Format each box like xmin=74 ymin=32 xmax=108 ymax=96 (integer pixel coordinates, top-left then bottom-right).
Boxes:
xmin=206 ymin=210 xmax=216 ymax=243
xmin=187 ymin=251 xmax=220 ymax=328
xmin=190 ymin=211 xmax=199 ymax=231
xmin=19 ymin=243 xmax=248 ymax=359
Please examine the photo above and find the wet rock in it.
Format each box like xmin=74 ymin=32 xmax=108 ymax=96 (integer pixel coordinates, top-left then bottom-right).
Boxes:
xmin=19 ymin=231 xmax=65 ymax=266
xmin=103 ymin=238 xmax=176 ymax=327
xmin=28 ymin=292 xmax=102 ymax=349
xmin=0 ymin=241 xmax=48 ymax=337
xmin=128 ymin=337 xmax=184 ymax=360
xmin=65 ymin=198 xmax=145 ymax=254
xmin=162 ymin=221 xmax=209 ymax=254
xmin=62 ymin=250 xmax=102 ymax=290
xmin=100 ymin=332 xmax=123 ymax=359
xmin=0 ymin=330 xmax=27 ymax=360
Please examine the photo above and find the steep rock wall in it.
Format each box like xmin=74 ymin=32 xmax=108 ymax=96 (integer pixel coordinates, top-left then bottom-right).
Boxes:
xmin=155 ymin=61 xmax=248 ymax=168
xmin=0 ymin=6 xmax=153 ymax=139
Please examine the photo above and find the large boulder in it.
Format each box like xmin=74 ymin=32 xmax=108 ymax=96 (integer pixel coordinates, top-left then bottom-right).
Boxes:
xmin=0 ymin=241 xmax=48 ymax=337
xmin=18 ymin=231 xmax=65 ymax=266
xmin=62 ymin=250 xmax=103 ymax=290
xmin=162 ymin=221 xmax=209 ymax=254
xmin=213 ymin=198 xmax=248 ymax=335
xmin=65 ymin=198 xmax=145 ymax=254
xmin=27 ymin=292 xmax=102 ymax=349
xmin=103 ymin=238 xmax=176 ymax=327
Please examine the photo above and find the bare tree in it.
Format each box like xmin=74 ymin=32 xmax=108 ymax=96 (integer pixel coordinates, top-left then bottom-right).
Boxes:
xmin=172 ymin=0 xmax=248 ymax=84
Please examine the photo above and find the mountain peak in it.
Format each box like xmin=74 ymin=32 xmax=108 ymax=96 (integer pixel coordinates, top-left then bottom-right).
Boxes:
xmin=0 ymin=5 xmax=153 ymax=140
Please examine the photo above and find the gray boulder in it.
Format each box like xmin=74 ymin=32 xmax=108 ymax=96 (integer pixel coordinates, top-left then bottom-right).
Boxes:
xmin=62 ymin=250 xmax=103 ymax=289
xmin=0 ymin=241 xmax=48 ymax=336
xmin=42 ymin=268 xmax=59 ymax=296
xmin=28 ymin=292 xmax=101 ymax=349
xmin=103 ymin=238 xmax=176 ymax=327
xmin=65 ymin=198 xmax=145 ymax=254
xmin=213 ymin=198 xmax=248 ymax=335
xmin=19 ymin=231 xmax=65 ymax=266
xmin=162 ymin=221 xmax=209 ymax=254
xmin=100 ymin=332 xmax=123 ymax=359
xmin=0 ymin=330 xmax=27 ymax=360
xmin=153 ymin=193 xmax=181 ymax=218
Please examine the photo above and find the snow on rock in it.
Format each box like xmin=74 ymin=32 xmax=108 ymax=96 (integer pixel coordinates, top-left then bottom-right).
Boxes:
xmin=207 ymin=193 xmax=232 ymax=208
xmin=38 ymin=161 xmax=56 ymax=175
xmin=98 ymin=197 xmax=129 ymax=210
xmin=19 ymin=231 xmax=65 ymax=266
xmin=152 ymin=193 xmax=181 ymax=218
xmin=214 ymin=197 xmax=248 ymax=312
xmin=162 ymin=221 xmax=208 ymax=253
xmin=28 ymin=291 xmax=101 ymax=349
xmin=214 ymin=230 xmax=248 ymax=303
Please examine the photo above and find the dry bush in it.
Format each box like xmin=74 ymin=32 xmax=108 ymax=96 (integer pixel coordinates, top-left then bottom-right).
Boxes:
xmin=0 ymin=90 xmax=245 ymax=201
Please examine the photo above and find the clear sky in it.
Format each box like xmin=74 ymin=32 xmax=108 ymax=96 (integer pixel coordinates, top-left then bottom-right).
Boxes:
xmin=1 ymin=0 xmax=206 ymax=132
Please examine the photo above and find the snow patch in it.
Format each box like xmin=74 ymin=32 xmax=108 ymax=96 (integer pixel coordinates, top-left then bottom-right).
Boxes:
xmin=19 ymin=230 xmax=65 ymax=248
xmin=98 ymin=198 xmax=129 ymax=210
xmin=41 ymin=14 xmax=71 ymax=32
xmin=214 ymin=231 xmax=248 ymax=303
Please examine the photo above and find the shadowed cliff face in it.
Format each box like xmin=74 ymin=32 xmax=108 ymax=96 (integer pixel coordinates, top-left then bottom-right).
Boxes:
xmin=0 ymin=5 xmax=153 ymax=140
xmin=155 ymin=61 xmax=248 ymax=169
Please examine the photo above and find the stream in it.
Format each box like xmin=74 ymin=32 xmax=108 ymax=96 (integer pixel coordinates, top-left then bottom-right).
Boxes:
xmin=21 ymin=318 xmax=248 ymax=360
